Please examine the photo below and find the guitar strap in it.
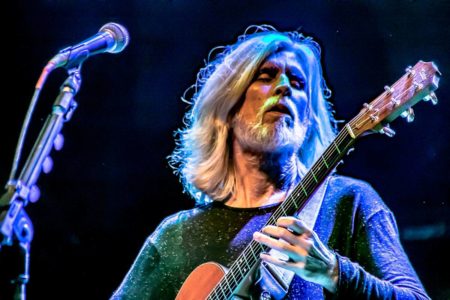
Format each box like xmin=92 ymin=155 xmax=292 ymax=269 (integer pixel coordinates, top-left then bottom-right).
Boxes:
xmin=255 ymin=176 xmax=331 ymax=299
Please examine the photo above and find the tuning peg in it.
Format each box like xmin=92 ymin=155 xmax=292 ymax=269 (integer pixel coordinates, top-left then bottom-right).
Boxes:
xmin=405 ymin=65 xmax=415 ymax=77
xmin=390 ymin=97 xmax=400 ymax=107
xmin=42 ymin=156 xmax=54 ymax=174
xmin=381 ymin=124 xmax=396 ymax=137
xmin=384 ymin=85 xmax=394 ymax=94
xmin=29 ymin=185 xmax=40 ymax=203
xmin=423 ymin=92 xmax=438 ymax=105
xmin=400 ymin=107 xmax=415 ymax=123
xmin=413 ymin=81 xmax=424 ymax=91
xmin=54 ymin=133 xmax=64 ymax=151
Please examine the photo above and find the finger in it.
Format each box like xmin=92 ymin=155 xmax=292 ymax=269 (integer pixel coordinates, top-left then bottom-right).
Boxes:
xmin=276 ymin=216 xmax=312 ymax=236
xmin=274 ymin=221 xmax=330 ymax=264
xmin=260 ymin=252 xmax=305 ymax=271
xmin=261 ymin=225 xmax=314 ymax=250
xmin=253 ymin=231 xmax=300 ymax=257
xmin=261 ymin=225 xmax=299 ymax=245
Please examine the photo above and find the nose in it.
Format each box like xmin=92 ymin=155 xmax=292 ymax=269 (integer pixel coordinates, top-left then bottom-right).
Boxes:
xmin=274 ymin=74 xmax=292 ymax=96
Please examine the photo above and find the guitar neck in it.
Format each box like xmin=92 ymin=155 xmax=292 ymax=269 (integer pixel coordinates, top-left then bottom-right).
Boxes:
xmin=208 ymin=127 xmax=356 ymax=299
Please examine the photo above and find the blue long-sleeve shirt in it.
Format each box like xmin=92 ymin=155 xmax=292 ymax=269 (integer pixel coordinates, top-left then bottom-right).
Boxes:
xmin=111 ymin=175 xmax=430 ymax=299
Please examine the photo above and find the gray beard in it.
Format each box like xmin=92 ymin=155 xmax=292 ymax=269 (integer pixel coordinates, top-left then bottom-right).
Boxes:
xmin=232 ymin=114 xmax=306 ymax=154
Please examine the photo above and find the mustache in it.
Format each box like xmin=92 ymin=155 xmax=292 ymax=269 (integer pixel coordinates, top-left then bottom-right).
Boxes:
xmin=264 ymin=99 xmax=295 ymax=118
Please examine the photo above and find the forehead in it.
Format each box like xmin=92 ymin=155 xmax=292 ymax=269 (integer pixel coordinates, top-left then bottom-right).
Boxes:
xmin=260 ymin=50 xmax=306 ymax=73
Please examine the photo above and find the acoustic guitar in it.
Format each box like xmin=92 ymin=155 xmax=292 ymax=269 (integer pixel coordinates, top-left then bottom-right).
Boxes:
xmin=175 ymin=61 xmax=440 ymax=300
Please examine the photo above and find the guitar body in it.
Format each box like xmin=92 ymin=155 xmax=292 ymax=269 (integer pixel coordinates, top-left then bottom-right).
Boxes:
xmin=176 ymin=262 xmax=227 ymax=300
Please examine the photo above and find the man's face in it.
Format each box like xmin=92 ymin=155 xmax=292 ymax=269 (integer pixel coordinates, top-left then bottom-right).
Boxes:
xmin=232 ymin=50 xmax=310 ymax=153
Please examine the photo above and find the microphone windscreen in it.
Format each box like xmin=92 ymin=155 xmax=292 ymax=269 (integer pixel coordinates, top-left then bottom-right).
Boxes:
xmin=100 ymin=22 xmax=130 ymax=54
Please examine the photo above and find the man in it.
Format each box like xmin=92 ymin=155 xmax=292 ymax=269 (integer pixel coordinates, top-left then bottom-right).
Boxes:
xmin=111 ymin=25 xmax=430 ymax=299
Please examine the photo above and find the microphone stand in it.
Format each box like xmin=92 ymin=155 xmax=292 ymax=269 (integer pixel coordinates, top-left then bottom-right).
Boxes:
xmin=0 ymin=66 xmax=82 ymax=299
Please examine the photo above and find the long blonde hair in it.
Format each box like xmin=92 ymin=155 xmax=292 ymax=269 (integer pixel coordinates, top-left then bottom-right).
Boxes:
xmin=168 ymin=25 xmax=337 ymax=204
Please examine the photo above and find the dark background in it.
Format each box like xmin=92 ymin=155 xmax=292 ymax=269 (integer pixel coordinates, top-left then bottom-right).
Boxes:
xmin=2 ymin=1 xmax=449 ymax=299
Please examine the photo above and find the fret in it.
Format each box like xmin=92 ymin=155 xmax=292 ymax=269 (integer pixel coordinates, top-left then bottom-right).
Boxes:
xmin=310 ymin=167 xmax=318 ymax=183
xmin=255 ymin=240 xmax=266 ymax=253
xmin=292 ymin=199 xmax=299 ymax=210
xmin=332 ymin=140 xmax=341 ymax=154
xmin=222 ymin=276 xmax=232 ymax=297
xmin=300 ymin=182 xmax=308 ymax=196
xmin=218 ymin=283 xmax=228 ymax=299
xmin=234 ymin=262 xmax=245 ymax=282
xmin=266 ymin=215 xmax=277 ymax=227
xmin=252 ymin=243 xmax=260 ymax=259
xmin=314 ymin=163 xmax=323 ymax=176
xmin=227 ymin=266 xmax=240 ymax=287
xmin=249 ymin=242 xmax=260 ymax=261
xmin=280 ymin=205 xmax=288 ymax=216
xmin=237 ymin=257 xmax=248 ymax=274
xmin=345 ymin=123 xmax=356 ymax=139
xmin=213 ymin=280 xmax=227 ymax=299
xmin=321 ymin=155 xmax=329 ymax=168
xmin=242 ymin=253 xmax=252 ymax=272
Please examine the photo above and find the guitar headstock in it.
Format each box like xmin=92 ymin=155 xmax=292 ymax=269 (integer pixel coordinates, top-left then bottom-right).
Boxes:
xmin=348 ymin=61 xmax=440 ymax=138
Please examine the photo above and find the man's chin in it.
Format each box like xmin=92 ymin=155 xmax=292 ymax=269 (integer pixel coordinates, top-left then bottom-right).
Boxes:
xmin=238 ymin=132 xmax=302 ymax=154
xmin=232 ymin=116 xmax=304 ymax=153
xmin=262 ymin=113 xmax=294 ymax=127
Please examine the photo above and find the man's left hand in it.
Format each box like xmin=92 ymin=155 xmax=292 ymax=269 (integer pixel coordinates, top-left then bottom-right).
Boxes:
xmin=253 ymin=216 xmax=338 ymax=293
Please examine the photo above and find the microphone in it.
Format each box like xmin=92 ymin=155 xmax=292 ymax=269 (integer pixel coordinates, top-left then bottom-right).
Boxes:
xmin=48 ymin=22 xmax=130 ymax=69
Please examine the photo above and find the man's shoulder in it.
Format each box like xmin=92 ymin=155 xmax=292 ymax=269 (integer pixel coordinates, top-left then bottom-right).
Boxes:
xmin=147 ymin=204 xmax=213 ymax=245
xmin=328 ymin=174 xmax=377 ymax=194
xmin=156 ymin=203 xmax=214 ymax=231
xmin=327 ymin=174 xmax=391 ymax=217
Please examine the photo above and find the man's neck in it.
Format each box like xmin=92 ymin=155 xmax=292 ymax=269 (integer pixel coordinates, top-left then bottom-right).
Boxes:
xmin=226 ymin=139 xmax=299 ymax=208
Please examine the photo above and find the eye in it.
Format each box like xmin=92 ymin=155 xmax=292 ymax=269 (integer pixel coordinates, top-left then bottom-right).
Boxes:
xmin=290 ymin=77 xmax=305 ymax=89
xmin=257 ymin=73 xmax=272 ymax=82
xmin=256 ymin=67 xmax=278 ymax=82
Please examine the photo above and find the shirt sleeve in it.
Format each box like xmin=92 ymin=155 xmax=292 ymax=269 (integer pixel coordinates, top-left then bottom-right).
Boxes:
xmin=110 ymin=213 xmax=183 ymax=300
xmin=334 ymin=209 xmax=430 ymax=299
xmin=110 ymin=237 xmax=163 ymax=300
